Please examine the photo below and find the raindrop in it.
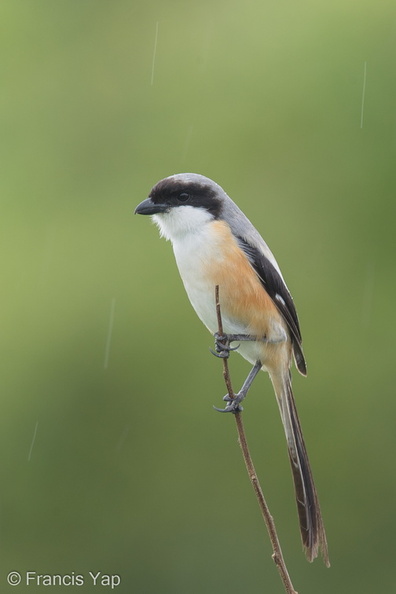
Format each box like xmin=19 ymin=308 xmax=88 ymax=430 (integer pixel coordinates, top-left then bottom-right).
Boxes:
xmin=104 ymin=298 xmax=116 ymax=369
xmin=150 ymin=21 xmax=159 ymax=86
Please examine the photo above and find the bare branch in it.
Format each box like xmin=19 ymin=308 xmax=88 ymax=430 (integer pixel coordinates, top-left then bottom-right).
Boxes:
xmin=214 ymin=285 xmax=299 ymax=594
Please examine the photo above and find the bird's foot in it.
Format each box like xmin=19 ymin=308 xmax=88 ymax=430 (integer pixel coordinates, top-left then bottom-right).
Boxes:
xmin=213 ymin=391 xmax=245 ymax=414
xmin=212 ymin=360 xmax=262 ymax=414
xmin=209 ymin=332 xmax=240 ymax=359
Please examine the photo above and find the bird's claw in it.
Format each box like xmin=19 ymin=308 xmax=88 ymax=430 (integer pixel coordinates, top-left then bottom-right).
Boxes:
xmin=213 ymin=402 xmax=243 ymax=414
xmin=210 ymin=332 xmax=240 ymax=359
xmin=213 ymin=392 xmax=244 ymax=413
xmin=209 ymin=348 xmax=230 ymax=359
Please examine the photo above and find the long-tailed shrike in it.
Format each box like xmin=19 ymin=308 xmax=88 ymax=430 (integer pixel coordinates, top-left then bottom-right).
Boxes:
xmin=135 ymin=173 xmax=329 ymax=566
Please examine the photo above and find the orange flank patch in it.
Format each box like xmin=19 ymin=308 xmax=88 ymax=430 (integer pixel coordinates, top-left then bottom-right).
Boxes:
xmin=207 ymin=221 xmax=284 ymax=337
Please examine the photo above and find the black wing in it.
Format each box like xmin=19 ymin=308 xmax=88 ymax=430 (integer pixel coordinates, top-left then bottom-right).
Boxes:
xmin=237 ymin=236 xmax=307 ymax=376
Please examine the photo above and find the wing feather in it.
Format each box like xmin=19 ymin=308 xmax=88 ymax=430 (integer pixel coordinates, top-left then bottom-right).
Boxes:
xmin=237 ymin=236 xmax=307 ymax=376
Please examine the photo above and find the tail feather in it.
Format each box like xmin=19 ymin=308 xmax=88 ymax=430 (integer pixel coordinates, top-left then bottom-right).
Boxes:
xmin=271 ymin=371 xmax=330 ymax=567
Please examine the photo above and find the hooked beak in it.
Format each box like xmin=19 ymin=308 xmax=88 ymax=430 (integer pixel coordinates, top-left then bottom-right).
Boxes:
xmin=134 ymin=197 xmax=168 ymax=215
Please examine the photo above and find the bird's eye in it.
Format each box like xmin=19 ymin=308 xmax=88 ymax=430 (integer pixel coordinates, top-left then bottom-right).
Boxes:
xmin=178 ymin=192 xmax=190 ymax=202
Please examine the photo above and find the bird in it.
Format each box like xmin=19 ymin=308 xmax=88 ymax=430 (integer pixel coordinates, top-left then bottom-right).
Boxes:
xmin=135 ymin=172 xmax=329 ymax=566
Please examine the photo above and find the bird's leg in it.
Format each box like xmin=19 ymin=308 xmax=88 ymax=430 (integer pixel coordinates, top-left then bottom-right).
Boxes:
xmin=210 ymin=332 xmax=272 ymax=359
xmin=211 ymin=332 xmax=281 ymax=358
xmin=214 ymin=360 xmax=262 ymax=413
xmin=222 ymin=333 xmax=259 ymax=343
xmin=226 ymin=333 xmax=285 ymax=344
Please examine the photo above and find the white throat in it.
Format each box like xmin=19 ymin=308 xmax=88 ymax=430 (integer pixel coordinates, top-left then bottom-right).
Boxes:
xmin=152 ymin=205 xmax=213 ymax=242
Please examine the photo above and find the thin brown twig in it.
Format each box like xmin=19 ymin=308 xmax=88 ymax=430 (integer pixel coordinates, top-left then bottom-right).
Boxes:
xmin=214 ymin=285 xmax=298 ymax=594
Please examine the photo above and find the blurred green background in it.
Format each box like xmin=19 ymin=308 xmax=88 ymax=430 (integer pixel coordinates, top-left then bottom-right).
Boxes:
xmin=1 ymin=1 xmax=395 ymax=592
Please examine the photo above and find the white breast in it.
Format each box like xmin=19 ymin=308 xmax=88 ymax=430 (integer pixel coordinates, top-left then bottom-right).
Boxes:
xmin=152 ymin=206 xmax=220 ymax=331
xmin=172 ymin=225 xmax=222 ymax=333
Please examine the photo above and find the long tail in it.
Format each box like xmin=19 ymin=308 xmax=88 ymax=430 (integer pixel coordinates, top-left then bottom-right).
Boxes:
xmin=270 ymin=370 xmax=330 ymax=567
